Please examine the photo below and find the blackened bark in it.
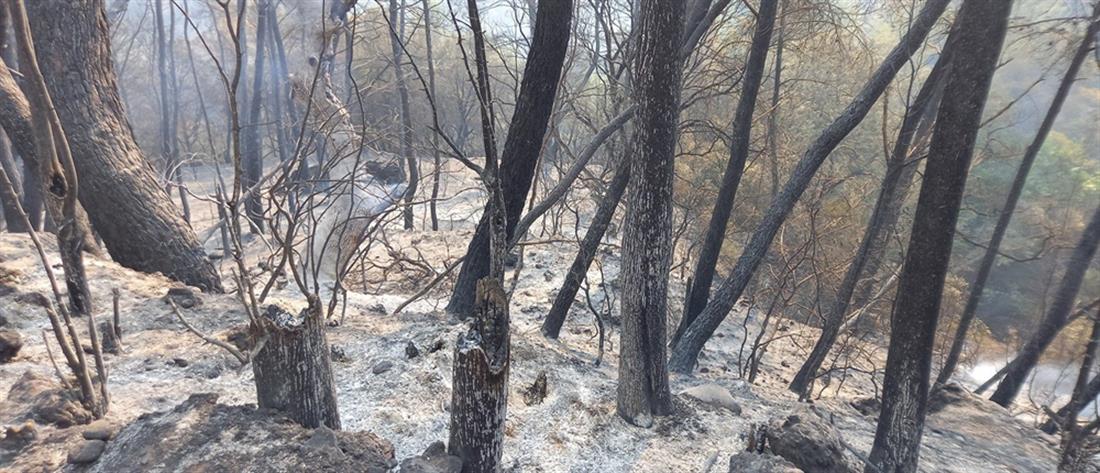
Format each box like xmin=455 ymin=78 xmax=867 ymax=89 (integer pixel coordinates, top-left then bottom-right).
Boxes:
xmin=251 ymin=298 xmax=341 ymax=430
xmin=423 ymin=0 xmax=441 ymax=231
xmin=668 ymin=0 xmax=950 ymax=374
xmin=1043 ymin=309 xmax=1100 ymax=434
xmin=865 ymin=2 xmax=1010 ymax=470
xmin=241 ymin=0 xmax=269 ymax=233
xmin=445 ymin=0 xmax=574 ymax=318
xmin=672 ymin=0 xmax=778 ymax=346
xmin=789 ymin=48 xmax=950 ymax=396
xmin=990 ymin=204 xmax=1100 ymax=407
xmin=542 ymin=161 xmax=629 ymax=338
xmin=616 ymin=0 xmax=683 ymax=427
xmin=389 ymin=0 xmax=418 ymax=230
xmin=448 ymin=279 xmax=510 ymax=473
xmin=937 ymin=3 xmax=1100 ymax=386
xmin=26 ymin=0 xmax=222 ymax=292
xmin=766 ymin=4 xmax=784 ymax=198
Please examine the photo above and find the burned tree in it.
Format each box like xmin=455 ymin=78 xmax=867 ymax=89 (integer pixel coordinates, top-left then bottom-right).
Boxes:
xmin=672 ymin=0 xmax=779 ymax=346
xmin=789 ymin=43 xmax=951 ymax=397
xmin=25 ymin=0 xmax=222 ymax=292
xmin=990 ymin=204 xmax=1100 ymax=407
xmin=615 ymin=0 xmax=684 ymax=427
xmin=936 ymin=2 xmax=1100 ymax=386
xmin=445 ymin=0 xmax=574 ymax=318
xmin=388 ymin=0 xmax=418 ymax=230
xmin=668 ymin=0 xmax=951 ymax=373
xmin=866 ymin=1 xmax=1011 ymax=471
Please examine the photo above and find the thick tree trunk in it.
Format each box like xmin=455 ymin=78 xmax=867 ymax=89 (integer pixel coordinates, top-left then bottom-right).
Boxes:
xmin=668 ymin=0 xmax=950 ymax=373
xmin=990 ymin=204 xmax=1100 ymax=407
xmin=445 ymin=0 xmax=573 ymax=318
xmin=389 ymin=0 xmax=418 ymax=230
xmin=789 ymin=48 xmax=950 ymax=397
xmin=26 ymin=0 xmax=222 ymax=292
xmin=542 ymin=161 xmax=629 ymax=338
xmin=616 ymin=0 xmax=683 ymax=427
xmin=937 ymin=3 xmax=1100 ymax=386
xmin=448 ymin=279 xmax=511 ymax=473
xmin=251 ymin=298 xmax=341 ymax=430
xmin=865 ymin=2 xmax=1010 ymax=470
xmin=672 ymin=0 xmax=778 ymax=347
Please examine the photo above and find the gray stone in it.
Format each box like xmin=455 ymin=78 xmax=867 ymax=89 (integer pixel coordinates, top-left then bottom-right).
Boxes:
xmin=405 ymin=341 xmax=420 ymax=359
xmin=767 ymin=410 xmax=859 ymax=473
xmin=304 ymin=425 xmax=340 ymax=451
xmin=398 ymin=441 xmax=462 ymax=473
xmin=0 ymin=329 xmax=22 ymax=362
xmin=82 ymin=420 xmax=119 ymax=440
xmin=67 ymin=439 xmax=107 ymax=464
xmin=681 ymin=383 xmax=742 ymax=415
xmin=164 ymin=287 xmax=201 ymax=308
xmin=728 ymin=451 xmax=801 ymax=473
xmin=372 ymin=360 xmax=394 ymax=375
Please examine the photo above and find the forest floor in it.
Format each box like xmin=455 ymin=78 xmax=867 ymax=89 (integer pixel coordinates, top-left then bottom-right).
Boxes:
xmin=0 ymin=162 xmax=1071 ymax=472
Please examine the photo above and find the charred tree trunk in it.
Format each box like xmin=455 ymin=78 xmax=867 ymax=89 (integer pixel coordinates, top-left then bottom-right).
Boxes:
xmin=766 ymin=3 xmax=784 ymax=198
xmin=990 ymin=204 xmax=1100 ymax=407
xmin=445 ymin=0 xmax=573 ymax=318
xmin=153 ymin=0 xmax=189 ymax=225
xmin=26 ymin=0 xmax=222 ymax=292
xmin=668 ymin=0 xmax=950 ymax=374
xmin=865 ymin=2 xmax=1010 ymax=470
xmin=423 ymin=0 xmax=442 ymax=231
xmin=789 ymin=47 xmax=950 ymax=397
xmin=241 ymin=0 xmax=269 ymax=233
xmin=389 ymin=0 xmax=418 ymax=230
xmin=448 ymin=279 xmax=510 ymax=473
xmin=616 ymin=0 xmax=683 ymax=427
xmin=672 ymin=0 xmax=778 ymax=347
xmin=937 ymin=3 xmax=1100 ymax=386
xmin=1043 ymin=308 xmax=1100 ymax=434
xmin=251 ymin=298 xmax=341 ymax=430
xmin=542 ymin=161 xmax=629 ymax=338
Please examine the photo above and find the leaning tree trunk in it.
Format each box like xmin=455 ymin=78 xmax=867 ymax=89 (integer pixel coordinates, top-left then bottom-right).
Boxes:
xmin=865 ymin=1 xmax=1010 ymax=471
xmin=26 ymin=0 xmax=222 ymax=292
xmin=789 ymin=46 xmax=950 ymax=397
xmin=616 ymin=0 xmax=683 ymax=427
xmin=990 ymin=204 xmax=1100 ymax=407
xmin=672 ymin=0 xmax=778 ymax=347
xmin=936 ymin=3 xmax=1100 ymax=386
xmin=0 ymin=35 xmax=97 ymax=249
xmin=251 ymin=297 xmax=341 ymax=430
xmin=668 ymin=0 xmax=951 ymax=374
xmin=445 ymin=0 xmax=574 ymax=318
xmin=542 ymin=161 xmax=629 ymax=338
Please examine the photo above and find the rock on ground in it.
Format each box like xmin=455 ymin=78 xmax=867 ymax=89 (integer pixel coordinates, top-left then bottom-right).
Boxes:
xmin=82 ymin=393 xmax=395 ymax=473
xmin=728 ymin=451 xmax=801 ymax=472
xmin=398 ymin=441 xmax=463 ymax=473
xmin=681 ymin=383 xmax=742 ymax=415
xmin=4 ymin=371 xmax=93 ymax=427
xmin=766 ymin=409 xmax=859 ymax=473
xmin=67 ymin=439 xmax=106 ymax=464
xmin=0 ymin=328 xmax=22 ymax=362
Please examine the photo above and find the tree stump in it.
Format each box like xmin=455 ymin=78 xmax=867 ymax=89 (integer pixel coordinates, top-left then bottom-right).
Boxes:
xmin=251 ymin=297 xmax=340 ymax=429
xmin=448 ymin=278 xmax=510 ymax=473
